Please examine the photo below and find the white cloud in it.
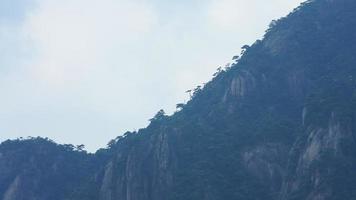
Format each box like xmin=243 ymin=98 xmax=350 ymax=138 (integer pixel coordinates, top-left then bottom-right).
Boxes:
xmin=23 ymin=0 xmax=157 ymax=86
xmin=208 ymin=0 xmax=250 ymax=30
xmin=0 ymin=0 xmax=306 ymax=151
xmin=207 ymin=0 xmax=303 ymax=34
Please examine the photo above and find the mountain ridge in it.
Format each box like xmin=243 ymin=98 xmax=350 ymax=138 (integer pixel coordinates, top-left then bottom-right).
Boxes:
xmin=2 ymin=0 xmax=356 ymax=199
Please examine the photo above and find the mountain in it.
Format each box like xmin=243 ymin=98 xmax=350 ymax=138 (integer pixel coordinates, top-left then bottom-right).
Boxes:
xmin=2 ymin=0 xmax=356 ymax=199
xmin=0 ymin=138 xmax=99 ymax=200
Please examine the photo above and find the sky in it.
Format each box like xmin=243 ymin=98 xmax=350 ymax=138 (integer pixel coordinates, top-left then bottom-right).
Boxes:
xmin=0 ymin=0 xmax=304 ymax=152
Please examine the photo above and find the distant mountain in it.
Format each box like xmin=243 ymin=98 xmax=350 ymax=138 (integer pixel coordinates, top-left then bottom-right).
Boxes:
xmin=1 ymin=0 xmax=356 ymax=199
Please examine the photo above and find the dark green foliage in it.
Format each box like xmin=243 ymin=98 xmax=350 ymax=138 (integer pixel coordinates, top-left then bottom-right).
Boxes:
xmin=0 ymin=138 xmax=100 ymax=200
xmin=2 ymin=0 xmax=356 ymax=199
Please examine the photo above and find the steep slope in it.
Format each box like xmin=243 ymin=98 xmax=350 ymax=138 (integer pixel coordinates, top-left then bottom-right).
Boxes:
xmin=0 ymin=138 xmax=99 ymax=200
xmin=2 ymin=0 xmax=356 ymax=199
xmin=85 ymin=0 xmax=356 ymax=199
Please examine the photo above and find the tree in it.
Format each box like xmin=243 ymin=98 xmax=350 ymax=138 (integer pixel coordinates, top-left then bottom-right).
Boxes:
xmin=241 ymin=45 xmax=250 ymax=55
xmin=241 ymin=45 xmax=250 ymax=49
xmin=115 ymin=136 xmax=124 ymax=141
xmin=186 ymin=89 xmax=193 ymax=98
xmin=149 ymin=109 xmax=166 ymax=122
xmin=64 ymin=144 xmax=75 ymax=151
xmin=232 ymin=55 xmax=239 ymax=60
xmin=224 ymin=63 xmax=231 ymax=71
xmin=268 ymin=20 xmax=278 ymax=30
xmin=107 ymin=139 xmax=116 ymax=148
xmin=213 ymin=67 xmax=223 ymax=77
xmin=176 ymin=103 xmax=185 ymax=110
xmin=123 ymin=131 xmax=133 ymax=137
xmin=76 ymin=144 xmax=85 ymax=151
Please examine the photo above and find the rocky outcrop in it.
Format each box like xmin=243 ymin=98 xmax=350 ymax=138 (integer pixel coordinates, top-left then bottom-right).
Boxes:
xmin=242 ymin=144 xmax=288 ymax=198
xmin=98 ymin=130 xmax=176 ymax=200
xmin=3 ymin=176 xmax=21 ymax=200
xmin=2 ymin=0 xmax=356 ymax=200
xmin=280 ymin=112 xmax=356 ymax=200
xmin=229 ymin=70 xmax=256 ymax=98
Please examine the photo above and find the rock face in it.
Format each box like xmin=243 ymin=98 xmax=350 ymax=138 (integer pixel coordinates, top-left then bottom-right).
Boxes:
xmin=2 ymin=0 xmax=356 ymax=199
xmin=0 ymin=139 xmax=98 ymax=200
xmin=98 ymin=131 xmax=175 ymax=200
xmin=281 ymin=112 xmax=356 ymax=200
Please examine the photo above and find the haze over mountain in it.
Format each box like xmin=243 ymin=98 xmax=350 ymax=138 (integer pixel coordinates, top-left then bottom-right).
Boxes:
xmin=1 ymin=0 xmax=356 ymax=199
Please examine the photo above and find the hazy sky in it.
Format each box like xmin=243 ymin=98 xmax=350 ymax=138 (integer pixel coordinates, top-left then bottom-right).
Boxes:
xmin=0 ymin=0 xmax=304 ymax=151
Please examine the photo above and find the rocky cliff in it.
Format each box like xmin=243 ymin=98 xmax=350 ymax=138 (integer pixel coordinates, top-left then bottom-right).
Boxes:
xmin=1 ymin=0 xmax=356 ymax=199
